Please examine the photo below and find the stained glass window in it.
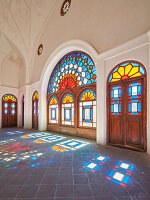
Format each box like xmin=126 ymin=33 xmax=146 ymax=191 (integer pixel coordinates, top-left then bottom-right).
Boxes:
xmin=11 ymin=103 xmax=15 ymax=115
xmin=62 ymin=94 xmax=74 ymax=125
xmin=47 ymin=52 xmax=96 ymax=94
xmin=49 ymin=97 xmax=58 ymax=124
xmin=79 ymin=90 xmax=96 ymax=128
xmin=108 ymin=61 xmax=145 ymax=82
xmin=33 ymin=91 xmax=39 ymax=115
xmin=3 ymin=94 xmax=17 ymax=102
xmin=4 ymin=102 xmax=8 ymax=115
xmin=128 ymin=83 xmax=141 ymax=115
xmin=61 ymin=0 xmax=71 ymax=16
xmin=32 ymin=91 xmax=39 ymax=100
xmin=111 ymin=86 xmax=121 ymax=115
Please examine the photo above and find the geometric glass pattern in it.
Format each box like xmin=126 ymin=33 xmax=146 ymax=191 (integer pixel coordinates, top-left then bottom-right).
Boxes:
xmin=11 ymin=103 xmax=15 ymax=115
xmin=33 ymin=91 xmax=39 ymax=115
xmin=108 ymin=61 xmax=145 ymax=82
xmin=49 ymin=97 xmax=58 ymax=124
xmin=3 ymin=94 xmax=17 ymax=102
xmin=128 ymin=82 xmax=141 ymax=115
xmin=61 ymin=0 xmax=71 ymax=16
xmin=111 ymin=86 xmax=121 ymax=115
xmin=62 ymin=94 xmax=74 ymax=125
xmin=47 ymin=52 xmax=96 ymax=94
xmin=54 ymin=139 xmax=89 ymax=151
xmin=83 ymin=155 xmax=109 ymax=172
xmin=4 ymin=102 xmax=8 ymax=115
xmin=106 ymin=161 xmax=135 ymax=187
xmin=79 ymin=90 xmax=96 ymax=128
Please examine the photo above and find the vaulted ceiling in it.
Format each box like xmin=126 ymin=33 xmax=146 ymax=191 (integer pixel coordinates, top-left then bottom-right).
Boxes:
xmin=0 ymin=0 xmax=150 ymax=86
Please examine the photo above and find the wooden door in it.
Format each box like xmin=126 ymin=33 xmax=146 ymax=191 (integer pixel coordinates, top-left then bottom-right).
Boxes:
xmin=108 ymin=78 xmax=146 ymax=151
xmin=32 ymin=100 xmax=38 ymax=129
xmin=22 ymin=96 xmax=24 ymax=127
xmin=125 ymin=78 xmax=145 ymax=150
xmin=2 ymin=101 xmax=17 ymax=127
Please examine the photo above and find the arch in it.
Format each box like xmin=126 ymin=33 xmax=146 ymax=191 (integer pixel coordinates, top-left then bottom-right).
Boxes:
xmin=107 ymin=60 xmax=147 ymax=151
xmin=61 ymin=93 xmax=74 ymax=126
xmin=32 ymin=91 xmax=39 ymax=100
xmin=39 ymin=40 xmax=98 ymax=135
xmin=107 ymin=60 xmax=146 ymax=83
xmin=47 ymin=51 xmax=96 ymax=94
xmin=32 ymin=90 xmax=39 ymax=129
xmin=2 ymin=94 xmax=17 ymax=127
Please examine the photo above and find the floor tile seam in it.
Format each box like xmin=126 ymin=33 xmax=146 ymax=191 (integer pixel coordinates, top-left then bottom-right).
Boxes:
xmin=34 ymin=153 xmax=55 ymax=199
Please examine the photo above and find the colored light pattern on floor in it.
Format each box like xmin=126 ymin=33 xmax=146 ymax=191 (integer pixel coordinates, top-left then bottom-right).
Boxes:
xmin=106 ymin=161 xmax=134 ymax=187
xmin=7 ymin=131 xmax=24 ymax=135
xmin=50 ymin=145 xmax=70 ymax=153
xmin=0 ymin=142 xmax=31 ymax=155
xmin=83 ymin=155 xmax=110 ymax=172
xmin=32 ymin=135 xmax=66 ymax=144
xmin=0 ymin=138 xmax=16 ymax=145
xmin=8 ymin=159 xmax=55 ymax=169
xmin=20 ymin=132 xmax=50 ymax=139
xmin=54 ymin=139 xmax=89 ymax=151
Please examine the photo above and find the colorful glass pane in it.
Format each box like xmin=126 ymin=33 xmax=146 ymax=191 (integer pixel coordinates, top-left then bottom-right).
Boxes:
xmin=128 ymin=83 xmax=141 ymax=115
xmin=61 ymin=0 xmax=71 ymax=16
xmin=62 ymin=94 xmax=74 ymax=104
xmin=3 ymin=94 xmax=17 ymax=102
xmin=80 ymin=90 xmax=96 ymax=101
xmin=111 ymin=86 xmax=121 ymax=115
xmin=49 ymin=97 xmax=58 ymax=105
xmin=47 ymin=52 xmax=96 ymax=94
xmin=32 ymin=91 xmax=39 ymax=100
xmin=108 ymin=62 xmax=145 ymax=82
xmin=38 ymin=44 xmax=43 ymax=55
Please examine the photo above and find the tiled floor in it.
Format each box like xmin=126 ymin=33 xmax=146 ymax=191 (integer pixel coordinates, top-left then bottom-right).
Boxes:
xmin=0 ymin=128 xmax=150 ymax=200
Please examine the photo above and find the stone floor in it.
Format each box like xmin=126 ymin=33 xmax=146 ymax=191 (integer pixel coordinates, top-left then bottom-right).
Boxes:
xmin=0 ymin=128 xmax=150 ymax=200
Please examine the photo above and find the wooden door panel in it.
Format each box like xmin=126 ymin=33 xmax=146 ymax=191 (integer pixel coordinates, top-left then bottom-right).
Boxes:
xmin=110 ymin=117 xmax=122 ymax=144
xmin=126 ymin=117 xmax=142 ymax=147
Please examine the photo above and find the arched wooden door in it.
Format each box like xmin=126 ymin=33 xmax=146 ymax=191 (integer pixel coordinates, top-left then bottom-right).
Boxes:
xmin=32 ymin=91 xmax=39 ymax=129
xmin=107 ymin=61 xmax=147 ymax=151
xmin=2 ymin=94 xmax=17 ymax=127
xmin=22 ymin=96 xmax=24 ymax=127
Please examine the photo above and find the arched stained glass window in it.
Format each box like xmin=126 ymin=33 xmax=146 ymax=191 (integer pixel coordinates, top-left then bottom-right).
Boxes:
xmin=47 ymin=52 xmax=97 ymax=94
xmin=62 ymin=94 xmax=74 ymax=125
xmin=3 ymin=94 xmax=17 ymax=102
xmin=79 ymin=90 xmax=96 ymax=128
xmin=32 ymin=91 xmax=39 ymax=100
xmin=49 ymin=97 xmax=58 ymax=124
xmin=108 ymin=61 xmax=145 ymax=83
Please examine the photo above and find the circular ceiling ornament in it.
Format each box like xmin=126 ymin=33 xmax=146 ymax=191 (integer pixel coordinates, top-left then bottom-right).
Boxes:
xmin=61 ymin=0 xmax=71 ymax=16
xmin=38 ymin=44 xmax=43 ymax=55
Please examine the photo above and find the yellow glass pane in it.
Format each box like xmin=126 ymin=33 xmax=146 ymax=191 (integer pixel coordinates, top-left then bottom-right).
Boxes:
xmin=111 ymin=78 xmax=120 ymax=82
xmin=113 ymin=72 xmax=121 ymax=79
xmin=125 ymin=64 xmax=132 ymax=75
xmin=130 ymin=72 xmax=142 ymax=78
xmin=128 ymin=67 xmax=139 ymax=77
xmin=118 ymin=67 xmax=124 ymax=76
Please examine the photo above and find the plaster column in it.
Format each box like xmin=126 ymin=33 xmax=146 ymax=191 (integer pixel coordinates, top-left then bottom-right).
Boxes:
xmin=0 ymin=94 xmax=2 ymax=129
xmin=38 ymin=89 xmax=47 ymax=131
xmin=96 ymin=57 xmax=106 ymax=145
xmin=147 ymin=31 xmax=150 ymax=154
xmin=24 ymin=85 xmax=32 ymax=129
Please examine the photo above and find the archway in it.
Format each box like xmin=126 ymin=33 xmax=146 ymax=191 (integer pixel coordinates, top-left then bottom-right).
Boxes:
xmin=107 ymin=60 xmax=147 ymax=151
xmin=47 ymin=51 xmax=97 ymax=139
xmin=2 ymin=94 xmax=17 ymax=127
xmin=32 ymin=91 xmax=39 ymax=129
